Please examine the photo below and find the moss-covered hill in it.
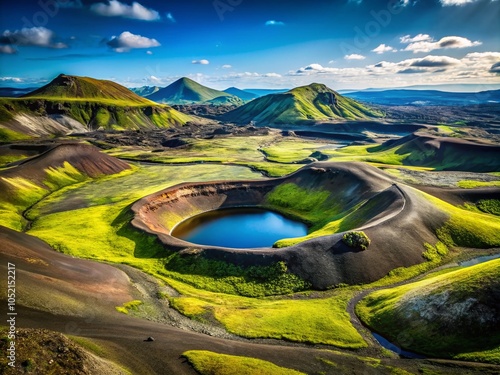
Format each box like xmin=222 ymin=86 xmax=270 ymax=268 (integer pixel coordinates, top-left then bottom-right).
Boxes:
xmin=356 ymin=258 xmax=500 ymax=364
xmin=24 ymin=74 xmax=152 ymax=104
xmin=221 ymin=83 xmax=383 ymax=124
xmin=0 ymin=74 xmax=191 ymax=139
xmin=147 ymin=77 xmax=243 ymax=105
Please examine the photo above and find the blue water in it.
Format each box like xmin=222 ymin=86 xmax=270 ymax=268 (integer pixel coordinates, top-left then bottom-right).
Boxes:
xmin=458 ymin=253 xmax=500 ymax=267
xmin=372 ymin=333 xmax=426 ymax=359
xmin=172 ymin=207 xmax=308 ymax=248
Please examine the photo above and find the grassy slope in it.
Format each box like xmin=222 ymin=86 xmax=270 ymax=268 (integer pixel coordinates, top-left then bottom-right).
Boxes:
xmin=148 ymin=77 xmax=242 ymax=105
xmin=322 ymin=136 xmax=500 ymax=173
xmin=223 ymin=83 xmax=382 ymax=124
xmin=1 ymin=75 xmax=191 ymax=131
xmin=356 ymin=259 xmax=500 ymax=364
xmin=24 ymin=74 xmax=152 ymax=105
xmin=182 ymin=351 xmax=306 ymax=375
xmin=9 ymin=163 xmax=366 ymax=349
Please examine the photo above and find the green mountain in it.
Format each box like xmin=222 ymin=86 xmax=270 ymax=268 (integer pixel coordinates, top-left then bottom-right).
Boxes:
xmin=221 ymin=83 xmax=383 ymax=124
xmin=148 ymin=77 xmax=243 ymax=105
xmin=0 ymin=74 xmax=191 ymax=139
xmin=223 ymin=87 xmax=258 ymax=101
xmin=24 ymin=74 xmax=151 ymax=104
xmin=129 ymin=85 xmax=161 ymax=97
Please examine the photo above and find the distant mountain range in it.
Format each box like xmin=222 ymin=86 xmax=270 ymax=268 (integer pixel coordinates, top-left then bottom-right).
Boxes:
xmin=343 ymin=89 xmax=500 ymax=106
xmin=222 ymin=83 xmax=382 ymax=124
xmin=130 ymin=86 xmax=161 ymax=97
xmin=0 ymin=74 xmax=190 ymax=140
xmin=146 ymin=77 xmax=243 ymax=106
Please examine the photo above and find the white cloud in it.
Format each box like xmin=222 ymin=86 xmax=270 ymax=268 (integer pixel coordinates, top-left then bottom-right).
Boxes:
xmin=0 ymin=76 xmax=23 ymax=83
xmin=146 ymin=50 xmax=153 ymax=55
xmin=263 ymin=73 xmax=282 ymax=77
xmin=0 ymin=45 xmax=17 ymax=54
xmin=490 ymin=62 xmax=500 ymax=74
xmin=265 ymin=20 xmax=285 ymax=26
xmin=344 ymin=54 xmax=366 ymax=60
xmin=372 ymin=44 xmax=397 ymax=54
xmin=192 ymin=59 xmax=210 ymax=65
xmin=0 ymin=27 xmax=68 ymax=49
xmin=91 ymin=0 xmax=160 ymax=21
xmin=107 ymin=31 xmax=160 ymax=52
xmin=400 ymin=34 xmax=433 ymax=44
xmin=402 ymin=35 xmax=481 ymax=53
xmin=440 ymin=0 xmax=477 ymax=5
xmin=222 ymin=64 xmax=232 ymax=69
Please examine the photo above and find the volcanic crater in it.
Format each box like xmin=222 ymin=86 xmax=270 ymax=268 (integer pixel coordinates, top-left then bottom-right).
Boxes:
xmin=132 ymin=162 xmax=448 ymax=289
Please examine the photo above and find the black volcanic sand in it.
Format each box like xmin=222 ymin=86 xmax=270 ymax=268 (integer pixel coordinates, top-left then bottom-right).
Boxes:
xmin=132 ymin=162 xmax=449 ymax=288
xmin=2 ymin=226 xmax=499 ymax=375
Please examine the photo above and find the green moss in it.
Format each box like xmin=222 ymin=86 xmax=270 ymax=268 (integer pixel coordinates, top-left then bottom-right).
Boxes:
xmin=357 ymin=259 xmax=500 ymax=363
xmin=162 ymin=256 xmax=310 ymax=297
xmin=0 ymin=128 xmax=31 ymax=142
xmin=457 ymin=180 xmax=500 ymax=189
xmin=115 ymin=300 xmax=143 ymax=314
xmin=182 ymin=350 xmax=306 ymax=375
xmin=477 ymin=199 xmax=500 ymax=216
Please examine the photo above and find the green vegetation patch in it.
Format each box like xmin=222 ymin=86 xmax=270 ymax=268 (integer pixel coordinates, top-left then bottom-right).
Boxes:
xmin=357 ymin=259 xmax=500 ymax=363
xmin=162 ymin=256 xmax=310 ymax=297
xmin=421 ymin=190 xmax=500 ymax=249
xmin=457 ymin=180 xmax=500 ymax=189
xmin=342 ymin=231 xmax=371 ymax=250
xmin=0 ymin=127 xmax=31 ymax=142
xmin=115 ymin=300 xmax=143 ymax=315
xmin=182 ymin=350 xmax=306 ymax=375
xmin=170 ymin=280 xmax=366 ymax=348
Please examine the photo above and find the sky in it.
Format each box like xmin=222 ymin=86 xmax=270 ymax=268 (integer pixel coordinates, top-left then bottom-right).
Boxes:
xmin=0 ymin=0 xmax=499 ymax=90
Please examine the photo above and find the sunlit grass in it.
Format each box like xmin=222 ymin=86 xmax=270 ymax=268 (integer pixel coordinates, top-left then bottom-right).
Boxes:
xmin=182 ymin=350 xmax=306 ymax=375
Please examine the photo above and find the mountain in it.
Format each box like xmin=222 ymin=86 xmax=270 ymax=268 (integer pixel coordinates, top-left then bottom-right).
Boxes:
xmin=0 ymin=87 xmax=38 ymax=97
xmin=242 ymin=88 xmax=289 ymax=97
xmin=130 ymin=85 xmax=161 ymax=97
xmin=223 ymin=87 xmax=258 ymax=101
xmin=221 ymin=83 xmax=383 ymax=125
xmin=147 ymin=77 xmax=243 ymax=105
xmin=343 ymin=89 xmax=500 ymax=106
xmin=0 ymin=74 xmax=191 ymax=140
xmin=24 ymin=74 xmax=151 ymax=104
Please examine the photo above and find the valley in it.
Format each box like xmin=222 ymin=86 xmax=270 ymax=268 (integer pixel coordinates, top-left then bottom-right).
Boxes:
xmin=0 ymin=74 xmax=499 ymax=375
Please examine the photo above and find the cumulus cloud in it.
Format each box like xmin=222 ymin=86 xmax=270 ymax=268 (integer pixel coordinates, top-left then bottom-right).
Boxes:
xmin=107 ymin=31 xmax=160 ymax=52
xmin=372 ymin=44 xmax=397 ymax=54
xmin=0 ymin=45 xmax=17 ymax=54
xmin=91 ymin=0 xmax=160 ymax=21
xmin=490 ymin=62 xmax=500 ymax=74
xmin=192 ymin=59 xmax=210 ymax=65
xmin=398 ymin=68 xmax=428 ymax=74
xmin=344 ymin=54 xmax=366 ymax=60
xmin=0 ymin=27 xmax=67 ymax=49
xmin=265 ymin=20 xmax=285 ymax=26
xmin=222 ymin=64 xmax=232 ymax=69
xmin=400 ymin=34 xmax=433 ymax=44
xmin=409 ymin=55 xmax=460 ymax=67
xmin=401 ymin=34 xmax=482 ymax=53
xmin=440 ymin=0 xmax=477 ymax=5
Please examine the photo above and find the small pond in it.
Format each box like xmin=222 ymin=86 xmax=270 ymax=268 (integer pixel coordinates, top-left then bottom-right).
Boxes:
xmin=171 ymin=207 xmax=308 ymax=248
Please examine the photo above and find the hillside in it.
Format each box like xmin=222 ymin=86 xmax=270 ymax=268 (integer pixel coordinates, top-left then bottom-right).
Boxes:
xmin=24 ymin=74 xmax=151 ymax=105
xmin=223 ymin=87 xmax=258 ymax=101
xmin=0 ymin=75 xmax=191 ymax=139
xmin=130 ymin=85 xmax=161 ymax=97
xmin=221 ymin=83 xmax=383 ymax=124
xmin=148 ymin=77 xmax=243 ymax=105
xmin=357 ymin=258 xmax=500 ymax=364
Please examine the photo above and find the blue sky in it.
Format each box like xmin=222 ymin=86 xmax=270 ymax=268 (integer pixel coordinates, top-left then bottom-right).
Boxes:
xmin=0 ymin=0 xmax=499 ymax=89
